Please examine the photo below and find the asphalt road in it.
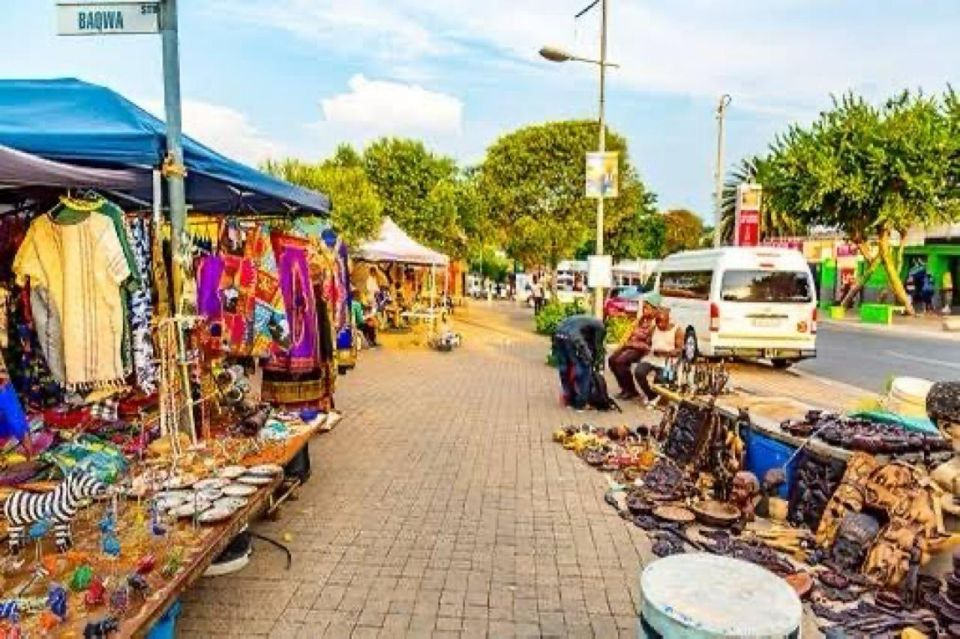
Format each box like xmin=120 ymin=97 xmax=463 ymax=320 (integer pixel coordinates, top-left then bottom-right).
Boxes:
xmin=795 ymin=323 xmax=960 ymax=391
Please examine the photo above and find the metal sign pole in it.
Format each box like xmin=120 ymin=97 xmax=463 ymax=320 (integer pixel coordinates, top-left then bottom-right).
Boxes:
xmin=159 ymin=0 xmax=187 ymax=304
xmin=158 ymin=0 xmax=196 ymax=442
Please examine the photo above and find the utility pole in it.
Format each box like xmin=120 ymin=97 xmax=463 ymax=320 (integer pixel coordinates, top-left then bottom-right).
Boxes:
xmin=160 ymin=0 xmax=187 ymax=303
xmin=593 ymin=0 xmax=608 ymax=318
xmin=713 ymin=94 xmax=731 ymax=248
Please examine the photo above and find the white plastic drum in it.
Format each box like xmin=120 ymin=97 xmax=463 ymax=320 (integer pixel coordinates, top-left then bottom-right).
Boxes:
xmin=639 ymin=553 xmax=801 ymax=638
xmin=889 ymin=376 xmax=934 ymax=416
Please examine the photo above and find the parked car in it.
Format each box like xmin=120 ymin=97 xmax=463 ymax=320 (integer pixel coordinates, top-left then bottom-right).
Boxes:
xmin=651 ymin=247 xmax=818 ymax=368
xmin=603 ymin=285 xmax=645 ymax=318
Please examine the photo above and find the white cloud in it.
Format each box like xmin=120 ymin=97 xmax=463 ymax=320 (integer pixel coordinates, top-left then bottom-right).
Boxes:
xmin=139 ymin=98 xmax=284 ymax=166
xmin=321 ymin=75 xmax=463 ymax=135
xmin=304 ymin=75 xmax=465 ymax=160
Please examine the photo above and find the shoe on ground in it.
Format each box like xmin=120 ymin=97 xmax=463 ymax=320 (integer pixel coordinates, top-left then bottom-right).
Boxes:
xmin=616 ymin=391 xmax=639 ymax=400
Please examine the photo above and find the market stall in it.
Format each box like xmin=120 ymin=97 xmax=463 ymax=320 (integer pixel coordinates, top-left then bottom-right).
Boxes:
xmin=0 ymin=80 xmax=341 ymax=637
xmin=352 ymin=217 xmax=457 ymax=350
xmin=554 ymin=363 xmax=960 ymax=636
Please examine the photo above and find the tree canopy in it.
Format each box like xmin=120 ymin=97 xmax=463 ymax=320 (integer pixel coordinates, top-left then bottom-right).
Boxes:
xmin=760 ymin=91 xmax=960 ymax=312
xmin=479 ymin=120 xmax=656 ymax=269
xmin=262 ymin=157 xmax=383 ymax=245
xmin=361 ymin=138 xmax=461 ymax=251
xmin=661 ymin=209 xmax=704 ymax=255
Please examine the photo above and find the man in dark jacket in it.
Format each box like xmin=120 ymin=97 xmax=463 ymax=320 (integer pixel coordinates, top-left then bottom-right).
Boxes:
xmin=552 ymin=314 xmax=606 ymax=409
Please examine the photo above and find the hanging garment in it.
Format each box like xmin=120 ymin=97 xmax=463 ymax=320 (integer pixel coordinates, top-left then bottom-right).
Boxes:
xmin=268 ymin=232 xmax=319 ymax=373
xmin=13 ymin=210 xmax=130 ymax=389
xmin=246 ymin=224 xmax=290 ymax=359
xmin=125 ymin=217 xmax=158 ymax=395
xmin=195 ymin=254 xmax=225 ymax=354
xmin=3 ymin=284 xmax=62 ymax=408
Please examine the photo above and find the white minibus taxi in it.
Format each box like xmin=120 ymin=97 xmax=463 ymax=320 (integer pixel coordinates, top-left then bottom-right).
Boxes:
xmin=652 ymin=247 xmax=817 ymax=368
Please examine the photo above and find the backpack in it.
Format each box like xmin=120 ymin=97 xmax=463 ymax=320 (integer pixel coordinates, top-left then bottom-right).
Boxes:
xmin=588 ymin=369 xmax=621 ymax=412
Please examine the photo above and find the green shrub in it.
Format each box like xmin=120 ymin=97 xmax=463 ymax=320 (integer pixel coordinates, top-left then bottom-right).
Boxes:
xmin=535 ymin=300 xmax=587 ymax=335
xmin=605 ymin=316 xmax=634 ymax=344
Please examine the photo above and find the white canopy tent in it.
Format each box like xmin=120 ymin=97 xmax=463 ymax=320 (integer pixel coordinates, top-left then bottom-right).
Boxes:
xmin=355 ymin=217 xmax=450 ymax=322
xmin=355 ymin=217 xmax=449 ymax=266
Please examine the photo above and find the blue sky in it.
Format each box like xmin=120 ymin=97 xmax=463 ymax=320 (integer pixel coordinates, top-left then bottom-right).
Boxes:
xmin=2 ymin=1 xmax=959 ymax=216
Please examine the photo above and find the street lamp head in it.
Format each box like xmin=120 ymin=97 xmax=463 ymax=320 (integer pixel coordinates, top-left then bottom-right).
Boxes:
xmin=539 ymin=46 xmax=573 ymax=63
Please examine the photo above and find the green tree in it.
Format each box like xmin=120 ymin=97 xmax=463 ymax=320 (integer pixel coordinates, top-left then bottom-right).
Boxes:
xmin=327 ymin=143 xmax=362 ymax=169
xmin=765 ymin=92 xmax=960 ymax=313
xmin=662 ymin=209 xmax=704 ymax=255
xmin=361 ymin=138 xmax=459 ymax=251
xmin=262 ymin=158 xmax=383 ymax=245
xmin=479 ymin=120 xmax=652 ymax=269
xmin=605 ymin=208 xmax=666 ymax=259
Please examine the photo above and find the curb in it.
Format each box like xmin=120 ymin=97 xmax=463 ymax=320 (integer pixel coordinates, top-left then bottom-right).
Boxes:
xmin=819 ymin=318 xmax=960 ymax=343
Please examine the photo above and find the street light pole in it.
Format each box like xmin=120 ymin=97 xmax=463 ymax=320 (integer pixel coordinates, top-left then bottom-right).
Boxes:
xmin=713 ymin=94 xmax=731 ymax=248
xmin=593 ymin=0 xmax=608 ymax=319
xmin=540 ymin=1 xmax=615 ymax=318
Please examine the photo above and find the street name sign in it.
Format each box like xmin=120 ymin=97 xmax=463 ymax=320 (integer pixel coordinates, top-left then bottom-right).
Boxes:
xmin=57 ymin=1 xmax=160 ymax=36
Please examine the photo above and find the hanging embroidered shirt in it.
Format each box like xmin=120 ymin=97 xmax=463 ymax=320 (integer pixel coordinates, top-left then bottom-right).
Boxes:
xmin=13 ymin=212 xmax=131 ymax=389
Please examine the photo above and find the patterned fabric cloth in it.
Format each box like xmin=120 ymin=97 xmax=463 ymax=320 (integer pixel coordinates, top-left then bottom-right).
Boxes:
xmin=267 ymin=232 xmax=318 ymax=373
xmin=196 ymin=221 xmax=290 ymax=359
xmin=13 ymin=206 xmax=131 ymax=389
xmin=89 ymin=398 xmax=119 ymax=423
xmin=3 ymin=284 xmax=62 ymax=408
xmin=196 ymin=254 xmax=225 ymax=354
xmin=247 ymin=224 xmax=290 ymax=359
xmin=126 ymin=217 xmax=158 ymax=395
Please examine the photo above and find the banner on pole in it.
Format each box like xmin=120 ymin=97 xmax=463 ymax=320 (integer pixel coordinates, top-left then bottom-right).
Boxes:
xmin=57 ymin=1 xmax=160 ymax=36
xmin=585 ymin=151 xmax=618 ymax=199
xmin=587 ymin=255 xmax=612 ymax=289
xmin=734 ymin=183 xmax=762 ymax=247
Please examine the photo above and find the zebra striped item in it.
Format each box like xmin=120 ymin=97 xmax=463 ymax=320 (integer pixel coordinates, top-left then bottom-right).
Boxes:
xmin=3 ymin=469 xmax=108 ymax=554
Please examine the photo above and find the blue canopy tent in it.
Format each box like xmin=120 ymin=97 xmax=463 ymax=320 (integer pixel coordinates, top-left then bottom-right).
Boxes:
xmin=0 ymin=78 xmax=329 ymax=214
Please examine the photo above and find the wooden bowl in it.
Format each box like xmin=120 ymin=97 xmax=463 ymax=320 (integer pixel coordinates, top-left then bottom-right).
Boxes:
xmin=691 ymin=500 xmax=741 ymax=528
xmin=653 ymin=505 xmax=696 ymax=524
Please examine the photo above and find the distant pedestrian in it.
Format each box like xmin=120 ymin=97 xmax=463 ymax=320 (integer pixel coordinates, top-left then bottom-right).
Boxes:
xmin=942 ymin=270 xmax=954 ymax=314
xmin=922 ymin=273 xmax=936 ymax=314
xmin=531 ymin=277 xmax=545 ymax=314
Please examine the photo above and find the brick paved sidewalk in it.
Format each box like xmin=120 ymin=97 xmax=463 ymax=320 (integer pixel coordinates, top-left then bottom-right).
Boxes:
xmin=180 ymin=305 xmax=659 ymax=638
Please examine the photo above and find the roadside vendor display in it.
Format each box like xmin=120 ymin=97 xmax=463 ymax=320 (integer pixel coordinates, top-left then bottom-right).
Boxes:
xmin=554 ymin=385 xmax=960 ymax=636
xmin=351 ymin=217 xmax=458 ymax=352
xmin=0 ymin=193 xmax=340 ymax=637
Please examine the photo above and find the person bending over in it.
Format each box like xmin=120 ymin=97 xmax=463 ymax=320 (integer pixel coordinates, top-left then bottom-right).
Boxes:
xmin=552 ymin=314 xmax=606 ymax=410
xmin=608 ymin=301 xmax=656 ymax=400
xmin=634 ymin=308 xmax=684 ymax=404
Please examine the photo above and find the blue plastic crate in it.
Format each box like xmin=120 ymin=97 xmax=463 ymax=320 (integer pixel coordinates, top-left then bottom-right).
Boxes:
xmin=742 ymin=430 xmax=798 ymax=499
xmin=147 ymin=599 xmax=181 ymax=639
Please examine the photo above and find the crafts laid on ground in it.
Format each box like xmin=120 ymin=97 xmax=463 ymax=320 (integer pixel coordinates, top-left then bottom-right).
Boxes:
xmin=554 ymin=388 xmax=960 ymax=636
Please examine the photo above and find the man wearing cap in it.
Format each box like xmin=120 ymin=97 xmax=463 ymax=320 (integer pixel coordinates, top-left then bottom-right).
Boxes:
xmin=607 ymin=300 xmax=657 ymax=400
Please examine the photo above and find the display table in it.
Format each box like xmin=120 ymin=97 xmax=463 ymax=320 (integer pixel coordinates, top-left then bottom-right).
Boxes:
xmin=117 ymin=473 xmax=282 ymax=638
xmin=2 ymin=425 xmax=319 ymax=639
